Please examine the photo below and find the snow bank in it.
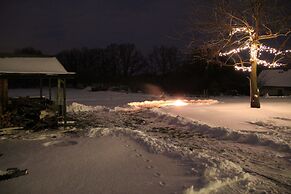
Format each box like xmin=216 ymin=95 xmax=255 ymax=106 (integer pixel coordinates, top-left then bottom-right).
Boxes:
xmin=184 ymin=172 xmax=250 ymax=194
xmin=150 ymin=109 xmax=291 ymax=152
xmin=67 ymin=102 xmax=107 ymax=112
xmin=68 ymin=99 xmax=290 ymax=152
xmin=88 ymin=127 xmax=111 ymax=137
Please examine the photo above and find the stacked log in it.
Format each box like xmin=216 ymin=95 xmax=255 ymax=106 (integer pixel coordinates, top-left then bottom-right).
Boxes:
xmin=0 ymin=97 xmax=57 ymax=130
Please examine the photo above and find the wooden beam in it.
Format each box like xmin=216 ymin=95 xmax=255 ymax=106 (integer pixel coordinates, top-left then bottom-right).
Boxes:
xmin=0 ymin=79 xmax=8 ymax=115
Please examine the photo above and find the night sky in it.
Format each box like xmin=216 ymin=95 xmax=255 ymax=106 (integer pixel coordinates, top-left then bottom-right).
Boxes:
xmin=0 ymin=0 xmax=193 ymax=54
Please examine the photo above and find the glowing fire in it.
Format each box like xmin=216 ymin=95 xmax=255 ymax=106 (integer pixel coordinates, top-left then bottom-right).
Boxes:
xmin=128 ymin=99 xmax=218 ymax=109
xmin=173 ymin=99 xmax=188 ymax=106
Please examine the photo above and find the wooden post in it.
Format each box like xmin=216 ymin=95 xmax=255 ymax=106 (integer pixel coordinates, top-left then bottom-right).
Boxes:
xmin=48 ymin=78 xmax=52 ymax=100
xmin=0 ymin=79 xmax=8 ymax=115
xmin=40 ymin=78 xmax=43 ymax=99
xmin=63 ymin=79 xmax=67 ymax=129
xmin=57 ymin=78 xmax=67 ymax=128
xmin=57 ymin=79 xmax=62 ymax=115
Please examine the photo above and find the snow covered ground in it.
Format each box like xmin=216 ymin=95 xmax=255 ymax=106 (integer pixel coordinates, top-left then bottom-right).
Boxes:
xmin=155 ymin=96 xmax=291 ymax=151
xmin=159 ymin=96 xmax=291 ymax=132
xmin=2 ymin=88 xmax=291 ymax=193
xmin=0 ymin=136 xmax=194 ymax=194
xmin=8 ymin=87 xmax=158 ymax=107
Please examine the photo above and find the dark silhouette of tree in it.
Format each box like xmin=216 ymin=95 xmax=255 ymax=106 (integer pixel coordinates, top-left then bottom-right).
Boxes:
xmin=119 ymin=44 xmax=146 ymax=77
xmin=149 ymin=46 xmax=181 ymax=75
xmin=174 ymin=49 xmax=248 ymax=95
xmin=104 ymin=44 xmax=122 ymax=80
xmin=104 ymin=44 xmax=146 ymax=78
xmin=57 ymin=44 xmax=146 ymax=85
xmin=56 ymin=43 xmax=249 ymax=95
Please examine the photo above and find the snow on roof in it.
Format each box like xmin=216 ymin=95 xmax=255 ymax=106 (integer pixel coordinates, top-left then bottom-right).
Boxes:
xmin=259 ymin=69 xmax=291 ymax=87
xmin=0 ymin=57 xmax=72 ymax=75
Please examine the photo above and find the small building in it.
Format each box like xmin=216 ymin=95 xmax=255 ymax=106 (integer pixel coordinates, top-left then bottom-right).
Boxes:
xmin=258 ymin=69 xmax=291 ymax=96
xmin=0 ymin=57 xmax=75 ymax=126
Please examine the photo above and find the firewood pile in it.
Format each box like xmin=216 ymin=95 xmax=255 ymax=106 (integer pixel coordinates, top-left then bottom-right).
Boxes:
xmin=0 ymin=97 xmax=57 ymax=130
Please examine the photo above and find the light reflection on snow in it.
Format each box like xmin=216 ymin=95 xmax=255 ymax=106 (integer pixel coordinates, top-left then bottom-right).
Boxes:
xmin=128 ymin=99 xmax=218 ymax=109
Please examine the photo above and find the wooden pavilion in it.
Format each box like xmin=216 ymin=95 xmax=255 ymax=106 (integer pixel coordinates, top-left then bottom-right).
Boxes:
xmin=0 ymin=57 xmax=75 ymax=126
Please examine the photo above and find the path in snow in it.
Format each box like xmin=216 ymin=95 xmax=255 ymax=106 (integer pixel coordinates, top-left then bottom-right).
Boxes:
xmin=68 ymin=105 xmax=291 ymax=193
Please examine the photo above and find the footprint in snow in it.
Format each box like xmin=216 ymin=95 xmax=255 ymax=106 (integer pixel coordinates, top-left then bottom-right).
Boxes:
xmin=136 ymin=153 xmax=143 ymax=157
xmin=55 ymin=140 xmax=78 ymax=147
xmin=159 ymin=181 xmax=166 ymax=187
xmin=153 ymin=172 xmax=161 ymax=177
xmin=43 ymin=140 xmax=78 ymax=147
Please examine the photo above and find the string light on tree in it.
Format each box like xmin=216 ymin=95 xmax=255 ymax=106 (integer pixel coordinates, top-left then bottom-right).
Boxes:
xmin=218 ymin=44 xmax=249 ymax=56
xmin=219 ymin=27 xmax=290 ymax=72
xmin=229 ymin=27 xmax=254 ymax=36
xmin=234 ymin=65 xmax=252 ymax=72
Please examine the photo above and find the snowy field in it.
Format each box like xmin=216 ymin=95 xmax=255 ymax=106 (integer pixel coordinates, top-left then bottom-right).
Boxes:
xmin=1 ymin=88 xmax=291 ymax=194
xmin=8 ymin=87 xmax=158 ymax=107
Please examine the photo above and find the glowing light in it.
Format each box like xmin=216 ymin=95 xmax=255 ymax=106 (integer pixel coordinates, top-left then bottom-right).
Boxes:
xmin=173 ymin=100 xmax=188 ymax=106
xmin=250 ymin=43 xmax=258 ymax=61
xmin=260 ymin=45 xmax=291 ymax=56
xmin=219 ymin=44 xmax=249 ymax=56
xmin=257 ymin=59 xmax=285 ymax=68
xmin=128 ymin=99 xmax=218 ymax=109
xmin=234 ymin=65 xmax=252 ymax=72
xmin=229 ymin=27 xmax=254 ymax=36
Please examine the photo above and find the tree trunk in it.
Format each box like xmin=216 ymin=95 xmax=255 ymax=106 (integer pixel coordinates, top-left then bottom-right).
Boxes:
xmin=250 ymin=61 xmax=260 ymax=108
xmin=250 ymin=0 xmax=261 ymax=108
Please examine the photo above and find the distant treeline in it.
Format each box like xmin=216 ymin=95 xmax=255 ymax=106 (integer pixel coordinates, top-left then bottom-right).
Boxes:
xmin=3 ymin=45 xmax=250 ymax=95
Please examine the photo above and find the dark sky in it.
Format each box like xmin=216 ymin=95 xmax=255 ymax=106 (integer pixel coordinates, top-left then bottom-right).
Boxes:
xmin=0 ymin=0 xmax=193 ymax=54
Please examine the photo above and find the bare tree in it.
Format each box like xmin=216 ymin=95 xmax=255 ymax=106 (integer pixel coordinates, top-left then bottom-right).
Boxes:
xmin=149 ymin=46 xmax=180 ymax=75
xmin=190 ymin=0 xmax=291 ymax=108
xmin=118 ymin=44 xmax=145 ymax=77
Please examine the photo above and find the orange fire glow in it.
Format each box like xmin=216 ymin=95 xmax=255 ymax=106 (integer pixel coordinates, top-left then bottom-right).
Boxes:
xmin=172 ymin=99 xmax=188 ymax=106
xmin=128 ymin=99 xmax=218 ymax=109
